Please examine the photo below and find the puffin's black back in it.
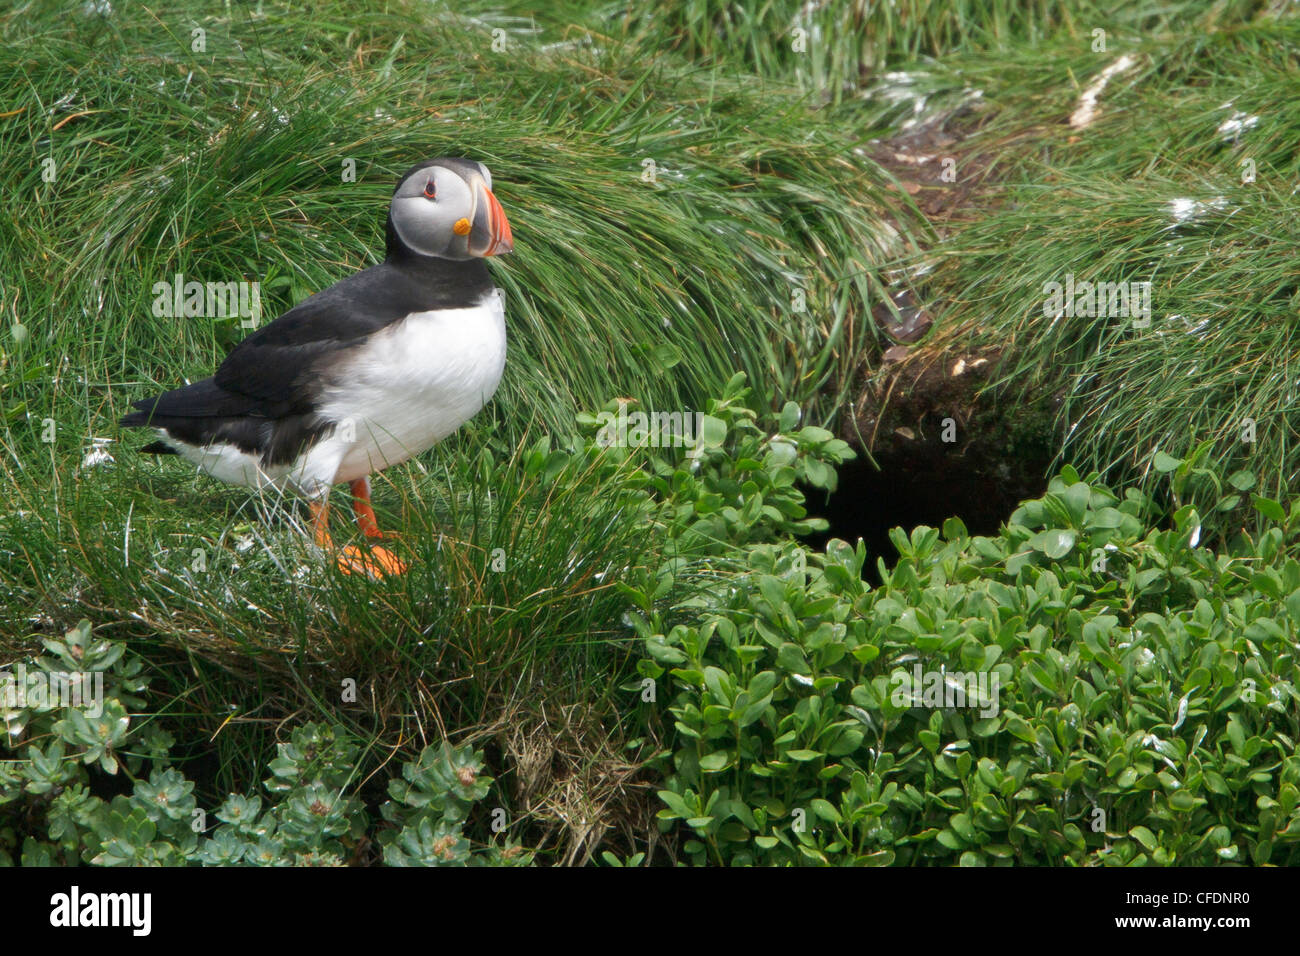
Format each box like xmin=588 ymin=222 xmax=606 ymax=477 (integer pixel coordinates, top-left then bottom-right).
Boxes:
xmin=121 ymin=240 xmax=495 ymax=465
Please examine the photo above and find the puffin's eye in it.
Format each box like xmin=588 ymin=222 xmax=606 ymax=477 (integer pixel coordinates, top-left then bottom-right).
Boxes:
xmin=422 ymin=179 xmax=437 ymax=200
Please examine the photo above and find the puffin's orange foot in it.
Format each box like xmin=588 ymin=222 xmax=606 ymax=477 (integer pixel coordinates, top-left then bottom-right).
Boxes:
xmin=350 ymin=477 xmax=402 ymax=540
xmin=337 ymin=543 xmax=408 ymax=579
xmin=313 ymin=488 xmax=406 ymax=578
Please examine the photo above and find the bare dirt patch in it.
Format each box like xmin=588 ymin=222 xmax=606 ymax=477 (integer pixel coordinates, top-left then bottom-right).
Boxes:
xmin=813 ymin=114 xmax=1064 ymax=572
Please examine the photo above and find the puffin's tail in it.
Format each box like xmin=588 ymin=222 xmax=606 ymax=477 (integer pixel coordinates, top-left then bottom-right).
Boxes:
xmin=121 ymin=377 xmax=319 ymax=466
xmin=121 ymin=377 xmax=248 ymax=424
xmin=121 ymin=377 xmax=264 ymax=452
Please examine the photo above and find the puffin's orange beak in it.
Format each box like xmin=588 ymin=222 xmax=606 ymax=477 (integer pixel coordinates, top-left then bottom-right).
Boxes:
xmin=470 ymin=180 xmax=514 ymax=257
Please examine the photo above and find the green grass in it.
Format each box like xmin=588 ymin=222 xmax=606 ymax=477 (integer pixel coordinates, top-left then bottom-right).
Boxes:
xmin=0 ymin=0 xmax=913 ymax=441
xmin=592 ymin=0 xmax=1272 ymax=102
xmin=892 ymin=12 xmax=1300 ymax=528
xmin=2 ymin=0 xmax=1299 ymax=863
xmin=0 ymin=0 xmax=920 ymax=848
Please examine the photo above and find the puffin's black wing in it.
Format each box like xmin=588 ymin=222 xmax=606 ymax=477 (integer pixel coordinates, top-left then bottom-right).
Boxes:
xmin=211 ymin=261 xmax=432 ymax=406
xmin=123 ymin=263 xmax=431 ymax=462
xmin=121 ymin=255 xmax=494 ymax=464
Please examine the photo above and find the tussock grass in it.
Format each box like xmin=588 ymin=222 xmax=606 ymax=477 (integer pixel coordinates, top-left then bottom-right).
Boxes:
xmin=2 ymin=0 xmax=1298 ymax=861
xmin=3 ymin=406 xmax=659 ymax=844
xmin=0 ymin=0 xmax=918 ymax=845
xmin=600 ymin=0 xmax=1270 ymax=101
xmin=0 ymin=0 xmax=913 ymax=448
xmin=899 ymin=12 xmax=1300 ymax=523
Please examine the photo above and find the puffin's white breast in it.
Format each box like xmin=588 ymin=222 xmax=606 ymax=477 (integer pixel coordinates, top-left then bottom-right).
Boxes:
xmin=319 ymin=289 xmax=507 ymax=485
xmin=160 ymin=290 xmax=506 ymax=497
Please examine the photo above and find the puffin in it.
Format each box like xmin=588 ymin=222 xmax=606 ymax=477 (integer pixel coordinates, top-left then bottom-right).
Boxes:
xmin=121 ymin=158 xmax=514 ymax=578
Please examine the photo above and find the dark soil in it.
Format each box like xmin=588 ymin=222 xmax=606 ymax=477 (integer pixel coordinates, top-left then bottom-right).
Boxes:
xmin=805 ymin=109 xmax=1065 ymax=581
xmin=860 ymin=108 xmax=1003 ymax=232
xmin=804 ymin=347 xmax=1062 ymax=582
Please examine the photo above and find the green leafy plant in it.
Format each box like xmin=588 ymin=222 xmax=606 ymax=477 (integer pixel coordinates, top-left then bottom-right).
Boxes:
xmin=6 ymin=379 xmax=1300 ymax=866
xmin=634 ymin=440 xmax=1300 ymax=864
xmin=1 ymin=623 xmax=527 ymax=866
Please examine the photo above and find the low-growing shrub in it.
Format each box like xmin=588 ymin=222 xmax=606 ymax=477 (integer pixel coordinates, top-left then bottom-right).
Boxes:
xmin=5 ymin=377 xmax=1297 ymax=866
xmin=0 ymin=622 xmax=529 ymax=866
xmin=629 ymin=409 xmax=1300 ymax=864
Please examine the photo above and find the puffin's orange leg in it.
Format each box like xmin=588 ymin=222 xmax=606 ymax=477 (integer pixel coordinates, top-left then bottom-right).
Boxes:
xmin=310 ymin=500 xmax=333 ymax=548
xmin=338 ymin=478 xmax=408 ymax=578
xmin=350 ymin=477 xmax=388 ymax=539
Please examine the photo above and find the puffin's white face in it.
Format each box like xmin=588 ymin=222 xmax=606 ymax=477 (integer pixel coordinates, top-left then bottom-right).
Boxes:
xmin=389 ymin=160 xmax=514 ymax=260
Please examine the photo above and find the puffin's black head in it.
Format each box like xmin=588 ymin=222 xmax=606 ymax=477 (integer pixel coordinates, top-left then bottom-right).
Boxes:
xmin=387 ymin=158 xmax=514 ymax=261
